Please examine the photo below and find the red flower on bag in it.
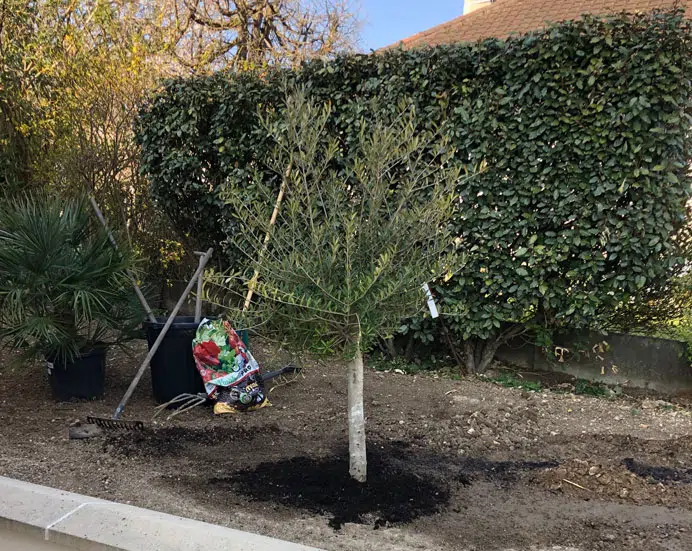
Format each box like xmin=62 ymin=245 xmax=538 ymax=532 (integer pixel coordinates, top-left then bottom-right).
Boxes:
xmin=193 ymin=341 xmax=220 ymax=366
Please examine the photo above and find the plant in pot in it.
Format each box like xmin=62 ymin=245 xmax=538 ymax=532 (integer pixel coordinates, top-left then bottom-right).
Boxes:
xmin=0 ymin=194 xmax=144 ymax=400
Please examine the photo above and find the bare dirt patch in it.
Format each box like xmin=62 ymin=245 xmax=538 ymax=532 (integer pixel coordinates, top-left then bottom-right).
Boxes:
xmin=1 ymin=340 xmax=691 ymax=551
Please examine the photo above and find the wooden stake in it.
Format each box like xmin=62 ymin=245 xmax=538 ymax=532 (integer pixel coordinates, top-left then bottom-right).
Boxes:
xmin=194 ymin=251 xmax=207 ymax=322
xmin=243 ymin=163 xmax=291 ymax=311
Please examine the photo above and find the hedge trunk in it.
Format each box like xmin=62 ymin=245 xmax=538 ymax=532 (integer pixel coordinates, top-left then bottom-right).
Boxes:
xmin=348 ymin=347 xmax=367 ymax=482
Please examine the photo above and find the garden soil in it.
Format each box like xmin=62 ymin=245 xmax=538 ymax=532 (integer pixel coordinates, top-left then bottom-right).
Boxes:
xmin=1 ymin=342 xmax=691 ymax=551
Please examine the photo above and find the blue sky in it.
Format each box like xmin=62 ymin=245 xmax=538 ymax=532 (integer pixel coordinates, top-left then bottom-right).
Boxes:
xmin=359 ymin=0 xmax=464 ymax=51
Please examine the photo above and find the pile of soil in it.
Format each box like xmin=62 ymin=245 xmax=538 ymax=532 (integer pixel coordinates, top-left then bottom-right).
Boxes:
xmin=1 ymin=341 xmax=691 ymax=551
xmin=214 ymin=445 xmax=450 ymax=530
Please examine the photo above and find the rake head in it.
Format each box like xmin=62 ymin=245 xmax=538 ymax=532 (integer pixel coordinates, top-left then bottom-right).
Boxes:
xmin=86 ymin=416 xmax=145 ymax=431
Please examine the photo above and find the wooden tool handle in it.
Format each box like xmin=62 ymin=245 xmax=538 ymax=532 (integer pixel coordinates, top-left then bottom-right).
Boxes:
xmin=113 ymin=248 xmax=213 ymax=419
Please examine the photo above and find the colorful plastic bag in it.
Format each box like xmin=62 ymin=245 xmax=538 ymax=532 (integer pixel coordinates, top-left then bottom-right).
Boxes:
xmin=192 ymin=319 xmax=269 ymax=414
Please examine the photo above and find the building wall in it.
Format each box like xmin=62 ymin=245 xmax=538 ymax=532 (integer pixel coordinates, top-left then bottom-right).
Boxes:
xmin=463 ymin=0 xmax=495 ymax=15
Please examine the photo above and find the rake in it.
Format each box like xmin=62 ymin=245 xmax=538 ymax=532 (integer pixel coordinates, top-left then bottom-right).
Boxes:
xmin=87 ymin=248 xmax=214 ymax=431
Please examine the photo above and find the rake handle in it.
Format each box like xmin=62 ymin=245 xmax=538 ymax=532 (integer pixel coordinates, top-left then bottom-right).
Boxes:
xmin=113 ymin=248 xmax=213 ymax=420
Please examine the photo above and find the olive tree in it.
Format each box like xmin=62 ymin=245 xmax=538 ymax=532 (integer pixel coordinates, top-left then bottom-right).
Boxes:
xmin=215 ymin=91 xmax=462 ymax=482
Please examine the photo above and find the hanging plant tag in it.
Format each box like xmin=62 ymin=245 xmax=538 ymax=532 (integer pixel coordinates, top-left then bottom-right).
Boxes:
xmin=422 ymin=283 xmax=439 ymax=318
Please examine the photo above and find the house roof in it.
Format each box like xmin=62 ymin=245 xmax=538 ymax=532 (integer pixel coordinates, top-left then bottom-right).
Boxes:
xmin=391 ymin=0 xmax=686 ymax=49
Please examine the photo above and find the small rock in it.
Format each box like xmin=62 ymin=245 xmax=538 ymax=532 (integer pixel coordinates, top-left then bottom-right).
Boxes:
xmin=481 ymin=427 xmax=493 ymax=436
xmin=597 ymin=475 xmax=611 ymax=485
xmin=603 ymin=534 xmax=616 ymax=542
xmin=620 ymin=488 xmax=630 ymax=498
xmin=68 ymin=424 xmax=102 ymax=440
xmin=452 ymin=396 xmax=481 ymax=407
xmin=467 ymin=428 xmax=476 ymax=435
xmin=399 ymin=420 xmax=405 ymax=425
xmin=589 ymin=466 xmax=600 ymax=476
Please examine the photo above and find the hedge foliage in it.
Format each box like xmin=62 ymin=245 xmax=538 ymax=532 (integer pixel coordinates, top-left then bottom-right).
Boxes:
xmin=137 ymin=9 xmax=692 ymax=354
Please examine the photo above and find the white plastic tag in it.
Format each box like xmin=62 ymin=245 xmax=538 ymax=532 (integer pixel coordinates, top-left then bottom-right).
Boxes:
xmin=422 ymin=283 xmax=439 ymax=318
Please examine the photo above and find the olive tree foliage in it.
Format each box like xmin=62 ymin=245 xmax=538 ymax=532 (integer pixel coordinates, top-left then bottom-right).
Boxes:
xmin=211 ymin=91 xmax=462 ymax=481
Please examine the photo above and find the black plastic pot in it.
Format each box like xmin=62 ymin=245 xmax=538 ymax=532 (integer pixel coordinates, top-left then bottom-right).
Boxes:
xmin=47 ymin=347 xmax=106 ymax=401
xmin=143 ymin=316 xmax=207 ymax=404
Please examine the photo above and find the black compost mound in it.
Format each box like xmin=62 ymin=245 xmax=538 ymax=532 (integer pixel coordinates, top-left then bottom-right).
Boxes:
xmin=213 ymin=449 xmax=451 ymax=529
xmin=210 ymin=444 xmax=559 ymax=529
xmin=623 ymin=458 xmax=692 ymax=484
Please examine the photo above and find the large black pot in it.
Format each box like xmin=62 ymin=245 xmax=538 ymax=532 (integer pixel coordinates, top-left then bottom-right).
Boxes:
xmin=47 ymin=347 xmax=106 ymax=401
xmin=143 ymin=316 xmax=207 ymax=404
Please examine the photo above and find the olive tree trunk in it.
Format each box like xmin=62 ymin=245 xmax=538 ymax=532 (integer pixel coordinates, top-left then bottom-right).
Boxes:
xmin=348 ymin=347 xmax=367 ymax=482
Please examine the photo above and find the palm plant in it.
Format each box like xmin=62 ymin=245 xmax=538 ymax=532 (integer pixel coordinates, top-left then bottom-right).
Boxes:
xmin=0 ymin=194 xmax=144 ymax=364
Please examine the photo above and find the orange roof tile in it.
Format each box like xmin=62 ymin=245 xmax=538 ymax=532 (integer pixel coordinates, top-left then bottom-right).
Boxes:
xmin=390 ymin=0 xmax=687 ymax=49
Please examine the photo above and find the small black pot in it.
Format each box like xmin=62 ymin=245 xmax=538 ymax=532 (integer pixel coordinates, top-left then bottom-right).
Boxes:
xmin=47 ymin=347 xmax=106 ymax=401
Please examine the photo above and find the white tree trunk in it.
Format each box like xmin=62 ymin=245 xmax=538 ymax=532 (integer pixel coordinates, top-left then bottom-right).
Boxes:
xmin=348 ymin=347 xmax=367 ymax=483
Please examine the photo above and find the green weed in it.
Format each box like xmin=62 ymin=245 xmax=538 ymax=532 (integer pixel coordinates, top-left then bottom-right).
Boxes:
xmin=573 ymin=379 xmax=610 ymax=397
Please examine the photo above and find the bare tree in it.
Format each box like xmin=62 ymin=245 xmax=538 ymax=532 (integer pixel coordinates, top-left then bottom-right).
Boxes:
xmin=170 ymin=0 xmax=359 ymax=70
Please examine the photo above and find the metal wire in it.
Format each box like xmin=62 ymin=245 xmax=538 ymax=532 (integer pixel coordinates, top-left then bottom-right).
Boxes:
xmin=152 ymin=392 xmax=208 ymax=420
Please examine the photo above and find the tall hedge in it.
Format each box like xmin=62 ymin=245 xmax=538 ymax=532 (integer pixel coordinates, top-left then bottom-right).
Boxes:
xmin=136 ymin=10 xmax=692 ymax=369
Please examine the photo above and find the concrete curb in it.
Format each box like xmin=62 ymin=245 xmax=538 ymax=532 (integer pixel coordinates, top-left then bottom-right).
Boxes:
xmin=0 ymin=476 xmax=322 ymax=551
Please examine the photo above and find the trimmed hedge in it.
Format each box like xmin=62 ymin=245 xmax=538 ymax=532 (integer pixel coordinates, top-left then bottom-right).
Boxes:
xmin=136 ymin=9 xmax=692 ymax=353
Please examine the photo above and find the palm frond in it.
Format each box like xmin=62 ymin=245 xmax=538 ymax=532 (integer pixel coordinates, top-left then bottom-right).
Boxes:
xmin=0 ymin=193 xmax=145 ymax=362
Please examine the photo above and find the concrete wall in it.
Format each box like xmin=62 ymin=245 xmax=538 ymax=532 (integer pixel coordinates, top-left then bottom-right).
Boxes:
xmin=0 ymin=476 xmax=321 ymax=551
xmin=495 ymin=331 xmax=692 ymax=394
xmin=0 ymin=529 xmax=73 ymax=550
